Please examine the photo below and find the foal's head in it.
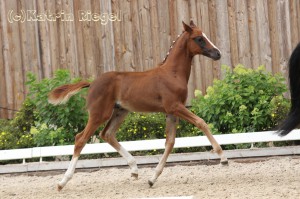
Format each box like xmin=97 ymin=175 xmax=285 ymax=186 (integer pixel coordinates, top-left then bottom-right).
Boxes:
xmin=183 ymin=20 xmax=221 ymax=60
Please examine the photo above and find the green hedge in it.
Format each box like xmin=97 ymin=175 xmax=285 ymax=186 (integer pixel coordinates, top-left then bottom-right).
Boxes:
xmin=190 ymin=65 xmax=290 ymax=149
xmin=0 ymin=66 xmax=291 ymax=152
xmin=26 ymin=70 xmax=89 ymax=146
xmin=0 ymin=98 xmax=35 ymax=150
xmin=191 ymin=65 xmax=289 ymax=134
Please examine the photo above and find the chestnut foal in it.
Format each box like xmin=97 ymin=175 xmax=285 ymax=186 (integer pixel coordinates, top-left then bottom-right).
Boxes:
xmin=49 ymin=21 xmax=228 ymax=191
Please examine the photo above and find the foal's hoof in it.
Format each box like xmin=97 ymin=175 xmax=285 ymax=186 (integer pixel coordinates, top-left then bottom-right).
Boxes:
xmin=221 ymin=159 xmax=229 ymax=166
xmin=131 ymin=173 xmax=138 ymax=180
xmin=148 ymin=180 xmax=154 ymax=187
xmin=57 ymin=184 xmax=63 ymax=192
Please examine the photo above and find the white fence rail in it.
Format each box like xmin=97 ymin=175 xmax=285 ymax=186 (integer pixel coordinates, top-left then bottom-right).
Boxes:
xmin=1 ymin=130 xmax=300 ymax=164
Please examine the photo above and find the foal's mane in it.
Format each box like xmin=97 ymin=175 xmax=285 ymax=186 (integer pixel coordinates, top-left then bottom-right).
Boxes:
xmin=158 ymin=31 xmax=185 ymax=66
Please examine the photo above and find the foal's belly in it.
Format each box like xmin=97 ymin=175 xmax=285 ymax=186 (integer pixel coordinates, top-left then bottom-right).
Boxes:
xmin=116 ymin=90 xmax=164 ymax=112
xmin=116 ymin=98 xmax=165 ymax=113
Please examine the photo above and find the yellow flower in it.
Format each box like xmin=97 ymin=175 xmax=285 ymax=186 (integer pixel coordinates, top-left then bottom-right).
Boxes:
xmin=271 ymin=113 xmax=275 ymax=117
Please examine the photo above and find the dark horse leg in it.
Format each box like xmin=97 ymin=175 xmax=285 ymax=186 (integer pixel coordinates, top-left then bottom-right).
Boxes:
xmin=277 ymin=42 xmax=300 ymax=136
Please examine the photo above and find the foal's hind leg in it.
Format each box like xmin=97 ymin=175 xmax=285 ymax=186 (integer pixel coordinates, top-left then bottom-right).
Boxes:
xmin=100 ymin=108 xmax=139 ymax=178
xmin=57 ymin=119 xmax=102 ymax=191
xmin=148 ymin=114 xmax=178 ymax=187
xmin=57 ymin=106 xmax=114 ymax=191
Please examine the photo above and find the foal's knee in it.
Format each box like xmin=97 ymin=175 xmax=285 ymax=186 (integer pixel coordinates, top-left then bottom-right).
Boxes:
xmin=99 ymin=130 xmax=113 ymax=142
xmin=165 ymin=139 xmax=175 ymax=148
xmin=99 ymin=131 xmax=108 ymax=142
xmin=195 ymin=118 xmax=209 ymax=131
xmin=75 ymin=133 xmax=84 ymax=147
xmin=99 ymin=131 xmax=105 ymax=140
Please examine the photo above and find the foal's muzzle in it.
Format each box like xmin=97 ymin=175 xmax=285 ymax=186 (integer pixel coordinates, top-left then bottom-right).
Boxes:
xmin=204 ymin=49 xmax=221 ymax=60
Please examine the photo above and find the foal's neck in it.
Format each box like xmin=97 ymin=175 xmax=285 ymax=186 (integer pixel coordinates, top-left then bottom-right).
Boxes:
xmin=161 ymin=32 xmax=193 ymax=83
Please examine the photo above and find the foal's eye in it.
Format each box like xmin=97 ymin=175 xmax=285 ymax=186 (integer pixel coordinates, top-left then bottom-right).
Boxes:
xmin=194 ymin=36 xmax=206 ymax=48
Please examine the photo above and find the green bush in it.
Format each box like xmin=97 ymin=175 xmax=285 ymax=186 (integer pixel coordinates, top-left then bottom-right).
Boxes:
xmin=114 ymin=112 xmax=215 ymax=154
xmin=0 ymin=98 xmax=35 ymax=150
xmin=269 ymin=95 xmax=290 ymax=126
xmin=0 ymin=121 xmax=34 ymax=150
xmin=10 ymin=98 xmax=36 ymax=134
xmin=30 ymin=123 xmax=65 ymax=146
xmin=117 ymin=112 xmax=165 ymax=141
xmin=26 ymin=69 xmax=89 ymax=146
xmin=191 ymin=65 xmax=289 ymax=135
xmin=0 ymin=128 xmax=16 ymax=150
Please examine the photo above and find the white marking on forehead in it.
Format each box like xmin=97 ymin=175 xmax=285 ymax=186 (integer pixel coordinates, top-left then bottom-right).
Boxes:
xmin=202 ymin=33 xmax=221 ymax=53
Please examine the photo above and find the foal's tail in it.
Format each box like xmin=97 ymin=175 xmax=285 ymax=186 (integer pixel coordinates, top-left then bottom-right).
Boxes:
xmin=48 ymin=81 xmax=90 ymax=105
xmin=277 ymin=42 xmax=300 ymax=136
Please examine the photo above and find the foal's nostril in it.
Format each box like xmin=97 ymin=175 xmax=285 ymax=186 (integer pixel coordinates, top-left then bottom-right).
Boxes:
xmin=213 ymin=51 xmax=221 ymax=60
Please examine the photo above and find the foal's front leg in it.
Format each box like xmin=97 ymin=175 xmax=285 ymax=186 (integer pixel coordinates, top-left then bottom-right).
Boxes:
xmin=148 ymin=114 xmax=178 ymax=187
xmin=174 ymin=104 xmax=228 ymax=165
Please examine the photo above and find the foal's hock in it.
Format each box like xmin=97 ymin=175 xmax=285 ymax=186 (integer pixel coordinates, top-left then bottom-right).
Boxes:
xmin=49 ymin=20 xmax=228 ymax=191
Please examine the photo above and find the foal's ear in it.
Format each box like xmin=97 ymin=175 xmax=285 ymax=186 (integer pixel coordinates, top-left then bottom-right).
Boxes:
xmin=190 ymin=20 xmax=196 ymax=28
xmin=182 ymin=21 xmax=193 ymax=33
